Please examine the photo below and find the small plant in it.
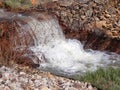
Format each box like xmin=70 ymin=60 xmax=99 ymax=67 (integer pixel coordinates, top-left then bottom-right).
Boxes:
xmin=74 ymin=67 xmax=120 ymax=90
xmin=4 ymin=0 xmax=32 ymax=9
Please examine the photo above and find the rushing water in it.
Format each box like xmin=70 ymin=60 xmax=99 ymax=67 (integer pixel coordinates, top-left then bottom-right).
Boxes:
xmin=25 ymin=17 xmax=120 ymax=76
xmin=0 ymin=8 xmax=119 ymax=76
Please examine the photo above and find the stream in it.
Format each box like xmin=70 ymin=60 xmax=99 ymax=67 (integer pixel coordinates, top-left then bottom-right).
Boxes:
xmin=0 ymin=9 xmax=120 ymax=77
xmin=27 ymin=17 xmax=120 ymax=77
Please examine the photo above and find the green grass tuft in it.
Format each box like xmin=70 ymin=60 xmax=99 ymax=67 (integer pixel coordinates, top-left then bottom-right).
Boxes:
xmin=4 ymin=0 xmax=32 ymax=9
xmin=74 ymin=67 xmax=120 ymax=90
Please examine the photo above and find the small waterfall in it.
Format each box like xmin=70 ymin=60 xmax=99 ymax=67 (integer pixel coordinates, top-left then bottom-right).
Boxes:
xmin=28 ymin=18 xmax=65 ymax=45
xmin=24 ymin=17 xmax=120 ymax=76
xmin=1 ymin=8 xmax=118 ymax=75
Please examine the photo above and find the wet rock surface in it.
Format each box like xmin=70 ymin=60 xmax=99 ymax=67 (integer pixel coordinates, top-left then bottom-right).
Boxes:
xmin=0 ymin=66 xmax=97 ymax=90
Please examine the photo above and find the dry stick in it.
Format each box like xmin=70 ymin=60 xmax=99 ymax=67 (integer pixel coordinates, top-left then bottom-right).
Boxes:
xmin=1 ymin=19 xmax=30 ymax=66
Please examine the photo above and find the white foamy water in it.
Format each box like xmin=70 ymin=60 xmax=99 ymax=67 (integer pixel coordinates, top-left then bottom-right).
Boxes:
xmin=26 ymin=17 xmax=120 ymax=75
xmin=28 ymin=18 xmax=65 ymax=45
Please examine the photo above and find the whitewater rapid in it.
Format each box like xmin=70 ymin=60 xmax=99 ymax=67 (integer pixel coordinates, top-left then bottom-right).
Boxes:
xmin=25 ymin=17 xmax=120 ymax=75
xmin=0 ymin=8 xmax=119 ymax=76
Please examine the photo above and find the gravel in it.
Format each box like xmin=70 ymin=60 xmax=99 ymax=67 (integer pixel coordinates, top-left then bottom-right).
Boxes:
xmin=0 ymin=66 xmax=97 ymax=90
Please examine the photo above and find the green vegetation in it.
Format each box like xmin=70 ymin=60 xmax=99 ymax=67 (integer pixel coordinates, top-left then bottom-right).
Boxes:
xmin=4 ymin=0 xmax=32 ymax=9
xmin=74 ymin=68 xmax=120 ymax=90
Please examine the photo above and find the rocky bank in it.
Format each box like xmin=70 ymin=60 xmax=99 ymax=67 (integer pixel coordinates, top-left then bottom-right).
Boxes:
xmin=39 ymin=0 xmax=120 ymax=53
xmin=0 ymin=8 xmax=97 ymax=90
xmin=0 ymin=0 xmax=120 ymax=90
xmin=0 ymin=65 xmax=97 ymax=90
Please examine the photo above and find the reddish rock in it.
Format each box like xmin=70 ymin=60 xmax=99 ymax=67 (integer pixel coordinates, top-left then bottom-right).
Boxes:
xmin=0 ymin=10 xmax=51 ymax=67
xmin=16 ymin=55 xmax=40 ymax=68
xmin=59 ymin=21 xmax=120 ymax=54
xmin=45 ymin=0 xmax=120 ymax=54
xmin=0 ymin=9 xmax=56 ymax=67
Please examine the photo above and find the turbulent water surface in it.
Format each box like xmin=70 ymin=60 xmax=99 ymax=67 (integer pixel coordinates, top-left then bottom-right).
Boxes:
xmin=16 ymin=14 xmax=120 ymax=76
xmin=0 ymin=8 xmax=119 ymax=77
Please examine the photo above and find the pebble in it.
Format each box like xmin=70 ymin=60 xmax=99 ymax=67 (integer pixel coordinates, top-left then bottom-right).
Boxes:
xmin=85 ymin=9 xmax=93 ymax=17
xmin=0 ymin=66 xmax=97 ymax=90
xmin=105 ymin=14 xmax=111 ymax=18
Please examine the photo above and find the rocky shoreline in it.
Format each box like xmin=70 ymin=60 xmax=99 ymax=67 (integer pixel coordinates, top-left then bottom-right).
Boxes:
xmin=43 ymin=0 xmax=120 ymax=38
xmin=0 ymin=7 xmax=97 ymax=90
xmin=0 ymin=0 xmax=120 ymax=90
xmin=0 ymin=65 xmax=97 ymax=90
xmin=39 ymin=0 xmax=120 ymax=53
xmin=0 ymin=0 xmax=120 ymax=53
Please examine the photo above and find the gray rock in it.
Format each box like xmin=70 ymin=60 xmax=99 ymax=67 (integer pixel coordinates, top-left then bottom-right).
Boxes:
xmin=79 ymin=0 xmax=89 ymax=3
xmin=94 ymin=0 xmax=101 ymax=4
xmin=71 ymin=10 xmax=76 ymax=15
xmin=108 ymin=7 xmax=116 ymax=14
xmin=85 ymin=9 xmax=93 ymax=17
xmin=61 ymin=11 xmax=67 ymax=16
xmin=81 ymin=15 xmax=86 ymax=20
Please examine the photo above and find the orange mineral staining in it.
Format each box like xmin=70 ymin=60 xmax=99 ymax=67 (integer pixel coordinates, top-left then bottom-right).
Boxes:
xmin=31 ymin=0 xmax=36 ymax=5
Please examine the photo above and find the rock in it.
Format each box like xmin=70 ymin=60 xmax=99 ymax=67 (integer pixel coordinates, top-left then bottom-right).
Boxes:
xmin=19 ymin=71 xmax=26 ymax=75
xmin=112 ymin=31 xmax=118 ymax=36
xmin=85 ymin=9 xmax=93 ymax=17
xmin=3 ymin=86 xmax=10 ymax=90
xmin=71 ymin=10 xmax=76 ymax=15
xmin=105 ymin=30 xmax=113 ymax=37
xmin=94 ymin=0 xmax=101 ymax=4
xmin=68 ymin=17 xmax=73 ymax=24
xmin=0 ymin=73 xmax=2 ymax=78
xmin=41 ymin=87 xmax=49 ymax=90
xmin=0 ymin=0 xmax=3 ymax=7
xmin=99 ymin=16 xmax=106 ymax=20
xmin=59 ymin=0 xmax=73 ymax=7
xmin=0 ymin=66 xmax=97 ymax=90
xmin=34 ymin=0 xmax=56 ymax=5
xmin=108 ymin=7 xmax=116 ymax=14
xmin=81 ymin=15 xmax=86 ymax=20
xmin=118 ymin=20 xmax=120 ymax=27
xmin=73 ymin=14 xmax=79 ymax=19
xmin=88 ymin=85 xmax=93 ymax=90
xmin=80 ymin=0 xmax=89 ymax=3
xmin=41 ymin=0 xmax=120 ymax=54
xmin=61 ymin=11 xmax=67 ymax=16
xmin=94 ymin=17 xmax=100 ymax=21
xmin=74 ymin=5 xmax=79 ymax=10
xmin=44 ymin=0 xmax=120 ymax=40
xmin=16 ymin=55 xmax=40 ymax=68
xmin=105 ymin=14 xmax=111 ymax=18
xmin=15 ymin=49 xmax=41 ymax=68
xmin=96 ymin=21 xmax=106 ymax=28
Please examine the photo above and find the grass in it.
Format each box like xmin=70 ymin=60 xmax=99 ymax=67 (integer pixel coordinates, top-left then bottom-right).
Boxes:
xmin=74 ymin=67 xmax=120 ymax=90
xmin=4 ymin=0 xmax=32 ymax=9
